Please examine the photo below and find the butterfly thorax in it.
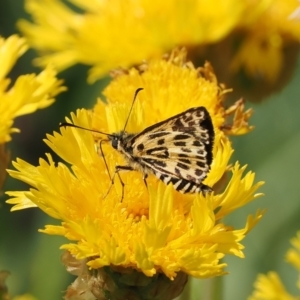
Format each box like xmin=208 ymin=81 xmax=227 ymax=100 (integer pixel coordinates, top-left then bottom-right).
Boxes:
xmin=109 ymin=131 xmax=152 ymax=175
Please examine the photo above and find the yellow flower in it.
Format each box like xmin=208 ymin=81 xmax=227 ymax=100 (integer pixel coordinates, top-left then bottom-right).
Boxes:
xmin=248 ymin=272 xmax=297 ymax=300
xmin=286 ymin=231 xmax=300 ymax=288
xmin=289 ymin=1 xmax=300 ymax=19
xmin=6 ymin=50 xmax=264 ymax=298
xmin=0 ymin=35 xmax=66 ymax=144
xmin=249 ymin=231 xmax=300 ymax=300
xmin=18 ymin=0 xmax=300 ymax=89
xmin=18 ymin=0 xmax=245 ymax=82
xmin=231 ymin=0 xmax=300 ymax=84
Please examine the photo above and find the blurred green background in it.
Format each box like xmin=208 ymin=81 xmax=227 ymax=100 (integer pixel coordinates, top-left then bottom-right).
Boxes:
xmin=1 ymin=1 xmax=300 ymax=300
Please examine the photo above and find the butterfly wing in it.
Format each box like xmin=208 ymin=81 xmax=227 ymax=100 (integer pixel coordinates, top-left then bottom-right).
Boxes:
xmin=126 ymin=107 xmax=214 ymax=189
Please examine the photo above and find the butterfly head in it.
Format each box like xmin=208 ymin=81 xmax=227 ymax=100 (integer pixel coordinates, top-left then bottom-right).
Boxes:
xmin=108 ymin=134 xmax=120 ymax=150
xmin=109 ymin=131 xmax=135 ymax=150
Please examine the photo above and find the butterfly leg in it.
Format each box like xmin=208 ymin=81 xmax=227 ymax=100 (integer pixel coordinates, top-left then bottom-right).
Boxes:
xmin=116 ymin=165 xmax=134 ymax=200
xmin=103 ymin=171 xmax=117 ymax=199
xmin=143 ymin=174 xmax=148 ymax=189
xmin=104 ymin=165 xmax=134 ymax=201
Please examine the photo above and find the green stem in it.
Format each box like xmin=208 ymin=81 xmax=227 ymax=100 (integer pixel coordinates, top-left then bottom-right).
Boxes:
xmin=178 ymin=276 xmax=223 ymax=300
xmin=206 ymin=277 xmax=223 ymax=300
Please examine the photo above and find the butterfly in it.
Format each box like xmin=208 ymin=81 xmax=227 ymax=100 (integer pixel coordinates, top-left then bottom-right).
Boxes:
xmin=60 ymin=88 xmax=214 ymax=196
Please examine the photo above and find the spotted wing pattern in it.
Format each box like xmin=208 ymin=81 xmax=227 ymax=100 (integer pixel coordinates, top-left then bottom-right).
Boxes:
xmin=125 ymin=107 xmax=214 ymax=193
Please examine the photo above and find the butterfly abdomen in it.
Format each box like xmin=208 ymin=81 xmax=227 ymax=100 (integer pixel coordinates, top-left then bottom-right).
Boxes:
xmin=157 ymin=173 xmax=212 ymax=194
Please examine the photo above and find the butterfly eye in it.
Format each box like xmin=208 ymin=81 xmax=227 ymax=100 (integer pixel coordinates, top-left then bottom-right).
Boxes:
xmin=111 ymin=136 xmax=119 ymax=149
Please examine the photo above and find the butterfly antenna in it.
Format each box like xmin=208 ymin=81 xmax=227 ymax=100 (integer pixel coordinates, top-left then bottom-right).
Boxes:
xmin=60 ymin=122 xmax=115 ymax=187
xmin=59 ymin=122 xmax=114 ymax=138
xmin=122 ymin=88 xmax=144 ymax=132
